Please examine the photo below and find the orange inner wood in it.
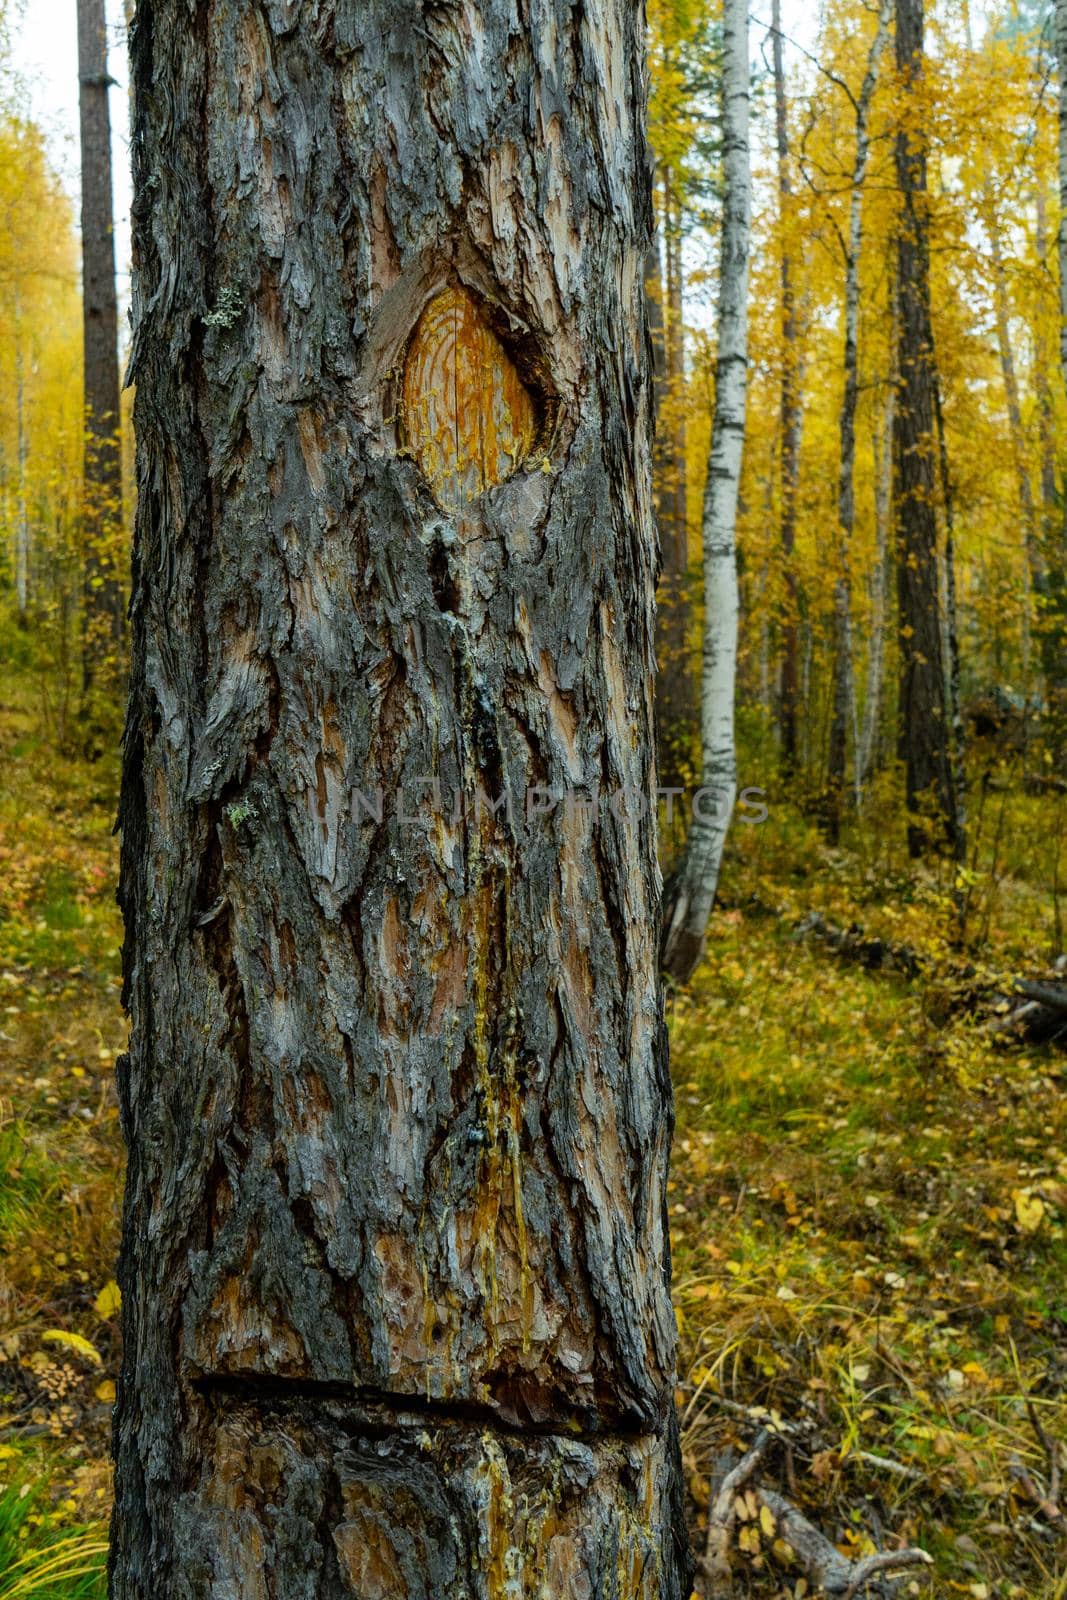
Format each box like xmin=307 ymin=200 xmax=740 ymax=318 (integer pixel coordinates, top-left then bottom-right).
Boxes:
xmin=402 ymin=285 xmax=536 ymax=510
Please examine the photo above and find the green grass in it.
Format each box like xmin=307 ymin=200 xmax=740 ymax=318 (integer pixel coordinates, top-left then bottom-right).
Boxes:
xmin=668 ymin=808 xmax=1067 ymax=1597
xmin=0 ymin=1480 xmax=106 ymax=1599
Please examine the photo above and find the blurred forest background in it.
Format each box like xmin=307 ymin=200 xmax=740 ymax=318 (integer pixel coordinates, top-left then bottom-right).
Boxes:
xmin=2 ymin=0 xmax=1067 ymax=1595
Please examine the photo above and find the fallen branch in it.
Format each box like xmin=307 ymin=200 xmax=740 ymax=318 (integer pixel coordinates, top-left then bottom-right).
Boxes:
xmin=791 ymin=911 xmax=923 ymax=978
xmin=1013 ymin=980 xmax=1067 ymax=1014
xmin=702 ymin=1430 xmax=773 ymax=1595
xmin=790 ymin=907 xmax=1067 ymax=1049
xmin=698 ymin=1425 xmax=933 ymax=1597
xmin=759 ymin=1488 xmax=932 ymax=1596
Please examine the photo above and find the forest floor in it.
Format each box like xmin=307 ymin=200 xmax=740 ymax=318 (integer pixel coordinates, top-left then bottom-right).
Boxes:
xmin=0 ymin=671 xmax=1066 ymax=1598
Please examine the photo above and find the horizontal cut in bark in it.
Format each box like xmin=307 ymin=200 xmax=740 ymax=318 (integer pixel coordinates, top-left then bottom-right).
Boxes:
xmin=169 ymin=1399 xmax=681 ymax=1600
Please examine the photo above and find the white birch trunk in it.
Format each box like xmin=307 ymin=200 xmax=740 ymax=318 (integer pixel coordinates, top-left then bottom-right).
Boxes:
xmin=662 ymin=0 xmax=749 ymax=983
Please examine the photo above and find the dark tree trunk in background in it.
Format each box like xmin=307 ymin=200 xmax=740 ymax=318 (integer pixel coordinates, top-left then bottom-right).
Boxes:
xmin=114 ymin=2 xmax=689 ymax=1596
xmin=77 ymin=0 xmax=123 ymax=685
xmin=772 ymin=0 xmax=800 ymax=782
xmin=824 ymin=0 xmax=889 ymax=839
xmin=1045 ymin=0 xmax=1067 ymax=766
xmin=648 ymin=217 xmax=687 ymax=785
xmin=654 ymin=176 xmax=692 ymax=786
xmin=893 ymin=0 xmax=960 ymax=858
xmin=1034 ymin=185 xmax=1067 ymax=765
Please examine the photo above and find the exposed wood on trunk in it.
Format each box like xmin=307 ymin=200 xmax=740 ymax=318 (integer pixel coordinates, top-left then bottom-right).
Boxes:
xmin=824 ymin=0 xmax=890 ymax=840
xmin=894 ymin=0 xmax=961 ymax=858
xmin=77 ymin=0 xmax=123 ymax=686
xmin=114 ymin=2 xmax=690 ymax=1594
xmin=661 ymin=0 xmax=749 ymax=985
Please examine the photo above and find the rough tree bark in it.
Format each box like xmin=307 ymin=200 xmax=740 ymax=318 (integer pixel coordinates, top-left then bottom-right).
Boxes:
xmin=113 ymin=2 xmax=691 ymax=1596
xmin=894 ymin=0 xmax=961 ymax=858
xmin=661 ymin=0 xmax=749 ymax=984
xmin=77 ymin=0 xmax=123 ymax=685
xmin=824 ymin=0 xmax=890 ymax=840
xmin=772 ymin=0 xmax=800 ymax=781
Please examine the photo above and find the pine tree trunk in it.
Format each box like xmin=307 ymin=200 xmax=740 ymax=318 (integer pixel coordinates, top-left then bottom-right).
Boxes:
xmin=824 ymin=0 xmax=889 ymax=839
xmin=77 ymin=0 xmax=123 ymax=687
xmin=661 ymin=0 xmax=749 ymax=984
xmin=772 ymin=0 xmax=800 ymax=781
xmin=894 ymin=0 xmax=960 ymax=858
xmin=113 ymin=3 xmax=690 ymax=1596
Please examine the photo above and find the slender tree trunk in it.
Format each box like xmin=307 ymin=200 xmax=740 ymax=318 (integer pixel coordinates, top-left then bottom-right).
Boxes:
xmin=665 ymin=175 xmax=688 ymax=568
xmin=858 ymin=377 xmax=895 ymax=793
xmin=1046 ymin=0 xmax=1067 ymax=763
xmin=824 ymin=0 xmax=890 ymax=840
xmin=1058 ymin=0 xmax=1067 ymax=401
xmin=114 ymin=3 xmax=690 ymax=1595
xmin=933 ymin=379 xmax=967 ymax=864
xmin=77 ymin=0 xmax=123 ymax=689
xmin=14 ymin=301 xmax=28 ymax=623
xmin=662 ymin=0 xmax=749 ymax=984
xmin=652 ymin=181 xmax=692 ymax=784
xmin=646 ymin=219 xmax=669 ymax=525
xmin=772 ymin=0 xmax=800 ymax=781
xmin=894 ymin=0 xmax=960 ymax=858
xmin=1035 ymin=187 xmax=1058 ymax=531
xmin=1033 ymin=185 xmax=1067 ymax=759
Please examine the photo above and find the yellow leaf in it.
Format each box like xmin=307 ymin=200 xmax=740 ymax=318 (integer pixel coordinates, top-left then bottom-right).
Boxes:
xmin=94 ymin=1280 xmax=121 ymax=1318
xmin=1012 ymin=1188 xmax=1045 ymax=1233
xmin=40 ymin=1330 xmax=102 ymax=1367
xmin=759 ymin=1502 xmax=776 ymax=1537
xmin=94 ymin=1378 xmax=116 ymax=1403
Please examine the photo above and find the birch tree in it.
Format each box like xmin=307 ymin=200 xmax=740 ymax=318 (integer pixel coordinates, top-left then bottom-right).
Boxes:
xmin=112 ymin=1 xmax=691 ymax=1594
xmin=662 ymin=0 xmax=749 ymax=983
